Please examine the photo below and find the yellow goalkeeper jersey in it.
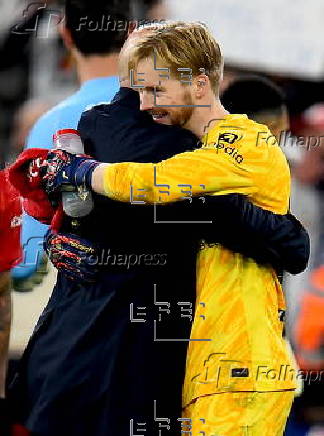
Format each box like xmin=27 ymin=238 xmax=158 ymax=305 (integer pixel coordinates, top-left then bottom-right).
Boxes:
xmin=103 ymin=114 xmax=297 ymax=405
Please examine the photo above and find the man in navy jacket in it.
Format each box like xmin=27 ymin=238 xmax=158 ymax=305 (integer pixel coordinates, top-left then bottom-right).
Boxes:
xmin=9 ymin=86 xmax=309 ymax=436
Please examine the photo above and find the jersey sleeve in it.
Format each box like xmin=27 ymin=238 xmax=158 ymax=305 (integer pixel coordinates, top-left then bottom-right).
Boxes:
xmin=102 ymin=124 xmax=271 ymax=203
xmin=199 ymin=194 xmax=309 ymax=274
xmin=11 ymin=116 xmax=52 ymax=279
xmin=26 ymin=114 xmax=54 ymax=150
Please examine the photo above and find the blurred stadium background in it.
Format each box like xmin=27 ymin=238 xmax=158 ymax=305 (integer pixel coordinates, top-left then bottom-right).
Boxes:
xmin=1 ymin=1 xmax=324 ymax=434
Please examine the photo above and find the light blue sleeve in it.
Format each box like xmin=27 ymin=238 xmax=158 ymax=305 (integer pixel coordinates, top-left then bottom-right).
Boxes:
xmin=25 ymin=111 xmax=56 ymax=150
xmin=11 ymin=114 xmax=53 ymax=280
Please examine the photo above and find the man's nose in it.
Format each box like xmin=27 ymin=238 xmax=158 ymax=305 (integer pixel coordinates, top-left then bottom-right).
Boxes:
xmin=140 ymin=92 xmax=154 ymax=111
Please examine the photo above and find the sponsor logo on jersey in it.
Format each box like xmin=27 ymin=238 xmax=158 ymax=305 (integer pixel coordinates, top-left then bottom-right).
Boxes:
xmin=28 ymin=157 xmax=44 ymax=180
xmin=215 ymin=142 xmax=244 ymax=164
xmin=11 ymin=214 xmax=23 ymax=228
xmin=231 ymin=368 xmax=249 ymax=378
xmin=218 ymin=132 xmax=240 ymax=144
xmin=209 ymin=132 xmax=244 ymax=164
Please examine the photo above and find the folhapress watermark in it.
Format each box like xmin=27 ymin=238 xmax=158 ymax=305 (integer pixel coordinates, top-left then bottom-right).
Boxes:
xmin=191 ymin=358 xmax=324 ymax=388
xmin=257 ymin=131 xmax=324 ymax=150
xmin=256 ymin=365 xmax=324 ymax=386
xmin=76 ymin=16 xmax=164 ymax=32
xmin=85 ymin=248 xmax=167 ymax=270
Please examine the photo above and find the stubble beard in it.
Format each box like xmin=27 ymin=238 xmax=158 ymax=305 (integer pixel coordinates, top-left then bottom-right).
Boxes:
xmin=170 ymin=90 xmax=195 ymax=128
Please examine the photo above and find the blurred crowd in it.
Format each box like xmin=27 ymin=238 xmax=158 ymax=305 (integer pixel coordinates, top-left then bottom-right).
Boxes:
xmin=0 ymin=1 xmax=324 ymax=435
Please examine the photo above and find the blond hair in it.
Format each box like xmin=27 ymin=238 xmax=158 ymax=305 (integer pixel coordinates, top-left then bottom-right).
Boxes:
xmin=118 ymin=21 xmax=178 ymax=80
xmin=128 ymin=21 xmax=223 ymax=94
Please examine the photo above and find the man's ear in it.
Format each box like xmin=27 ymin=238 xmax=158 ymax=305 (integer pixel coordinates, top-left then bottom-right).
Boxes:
xmin=59 ymin=24 xmax=74 ymax=51
xmin=194 ymin=74 xmax=209 ymax=99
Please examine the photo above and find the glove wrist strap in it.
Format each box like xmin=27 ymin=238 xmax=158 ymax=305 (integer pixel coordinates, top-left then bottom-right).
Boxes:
xmin=74 ymin=160 xmax=99 ymax=189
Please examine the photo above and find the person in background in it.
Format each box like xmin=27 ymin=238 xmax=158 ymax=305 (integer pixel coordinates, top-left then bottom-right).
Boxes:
xmin=17 ymin=0 xmax=168 ymax=286
xmin=221 ymin=75 xmax=289 ymax=141
xmin=292 ymin=104 xmax=324 ymax=435
xmin=0 ymin=170 xmax=22 ymax=383
xmin=15 ymin=0 xmax=135 ymax=283
xmin=0 ymin=167 xmax=23 ymax=435
xmin=294 ymin=104 xmax=324 ymax=187
xmin=143 ymin=0 xmax=168 ymax=20
xmin=11 ymin=100 xmax=53 ymax=157
xmin=9 ymin=99 xmax=53 ymax=292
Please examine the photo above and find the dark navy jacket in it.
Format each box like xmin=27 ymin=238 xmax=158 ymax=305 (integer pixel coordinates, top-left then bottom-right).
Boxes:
xmin=9 ymin=88 xmax=309 ymax=436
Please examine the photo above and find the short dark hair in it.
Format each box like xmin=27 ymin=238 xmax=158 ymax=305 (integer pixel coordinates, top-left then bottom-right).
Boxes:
xmin=221 ymin=76 xmax=286 ymax=117
xmin=65 ymin=0 xmax=132 ymax=56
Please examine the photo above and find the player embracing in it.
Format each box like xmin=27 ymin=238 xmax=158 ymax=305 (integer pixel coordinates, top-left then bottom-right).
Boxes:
xmin=29 ymin=22 xmax=298 ymax=435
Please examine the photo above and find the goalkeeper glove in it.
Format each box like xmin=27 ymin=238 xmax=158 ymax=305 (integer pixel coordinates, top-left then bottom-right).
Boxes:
xmin=42 ymin=150 xmax=99 ymax=196
xmin=44 ymin=229 xmax=99 ymax=282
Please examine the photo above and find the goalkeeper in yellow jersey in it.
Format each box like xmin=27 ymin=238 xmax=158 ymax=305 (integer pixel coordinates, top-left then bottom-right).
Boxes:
xmin=40 ymin=22 xmax=298 ymax=435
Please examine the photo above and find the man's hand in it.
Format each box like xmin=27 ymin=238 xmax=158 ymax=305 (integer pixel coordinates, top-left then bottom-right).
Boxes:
xmin=44 ymin=229 xmax=99 ymax=282
xmin=42 ymin=150 xmax=99 ymax=197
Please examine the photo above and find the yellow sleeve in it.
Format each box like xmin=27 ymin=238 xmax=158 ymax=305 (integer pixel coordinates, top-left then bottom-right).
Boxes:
xmin=102 ymin=125 xmax=271 ymax=204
